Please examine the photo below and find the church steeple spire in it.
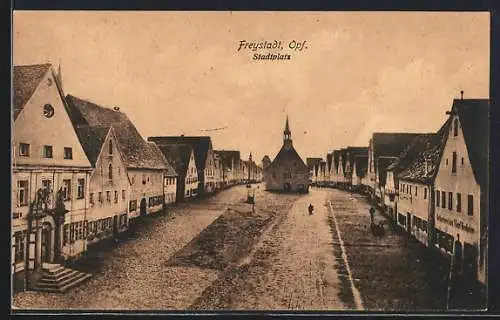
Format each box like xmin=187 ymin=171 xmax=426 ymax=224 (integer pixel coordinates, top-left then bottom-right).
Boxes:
xmin=283 ymin=116 xmax=293 ymax=149
xmin=284 ymin=115 xmax=291 ymax=142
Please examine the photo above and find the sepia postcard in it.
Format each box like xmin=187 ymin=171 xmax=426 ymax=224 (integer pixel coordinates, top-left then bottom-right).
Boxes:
xmin=11 ymin=10 xmax=490 ymax=313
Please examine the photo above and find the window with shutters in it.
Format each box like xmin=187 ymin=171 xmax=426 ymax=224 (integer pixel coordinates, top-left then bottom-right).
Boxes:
xmin=448 ymin=192 xmax=453 ymax=210
xmin=436 ymin=190 xmax=440 ymax=207
xmin=442 ymin=191 xmax=446 ymax=209
xmin=456 ymin=193 xmax=462 ymax=212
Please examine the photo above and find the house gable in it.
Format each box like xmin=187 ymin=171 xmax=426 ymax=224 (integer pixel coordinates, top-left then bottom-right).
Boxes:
xmin=13 ymin=66 xmax=92 ymax=168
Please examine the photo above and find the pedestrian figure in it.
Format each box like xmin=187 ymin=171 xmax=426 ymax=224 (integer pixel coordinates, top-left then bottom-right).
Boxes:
xmin=369 ymin=207 xmax=375 ymax=225
xmin=453 ymin=234 xmax=463 ymax=277
xmin=308 ymin=204 xmax=314 ymax=215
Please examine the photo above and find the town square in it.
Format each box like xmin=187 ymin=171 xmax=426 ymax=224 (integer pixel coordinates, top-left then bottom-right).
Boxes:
xmin=11 ymin=11 xmax=489 ymax=312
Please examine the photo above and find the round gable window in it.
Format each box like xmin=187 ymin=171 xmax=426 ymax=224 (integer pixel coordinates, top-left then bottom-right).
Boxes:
xmin=43 ymin=104 xmax=55 ymax=118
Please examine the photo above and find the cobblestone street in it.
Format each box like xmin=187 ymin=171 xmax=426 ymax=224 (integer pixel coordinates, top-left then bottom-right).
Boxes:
xmin=14 ymin=186 xmax=451 ymax=311
xmin=327 ymin=188 xmax=450 ymax=311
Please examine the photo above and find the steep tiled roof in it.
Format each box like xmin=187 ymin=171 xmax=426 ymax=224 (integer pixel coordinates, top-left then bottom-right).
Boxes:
xmin=156 ymin=143 xmax=192 ymax=178
xmin=13 ymin=64 xmax=51 ymax=121
xmin=387 ymin=134 xmax=435 ymax=172
xmin=320 ymin=161 xmax=327 ymax=173
xmin=269 ymin=144 xmax=308 ymax=171
xmin=306 ymin=158 xmax=322 ymax=170
xmin=372 ymin=132 xmax=431 ymax=174
xmin=339 ymin=148 xmax=348 ymax=174
xmin=74 ymin=125 xmax=111 ymax=166
xmin=377 ymin=157 xmax=397 ymax=186
xmin=148 ymin=142 xmax=177 ymax=177
xmin=215 ymin=150 xmax=241 ymax=169
xmin=354 ymin=155 xmax=369 ymax=177
xmin=453 ymin=99 xmax=489 ymax=187
xmin=397 ymin=120 xmax=451 ymax=184
xmin=65 ymin=95 xmax=169 ymax=170
xmin=347 ymin=146 xmax=368 ymax=172
xmin=333 ymin=150 xmax=340 ymax=172
xmin=326 ymin=152 xmax=333 ymax=172
xmin=148 ymin=136 xmax=212 ymax=171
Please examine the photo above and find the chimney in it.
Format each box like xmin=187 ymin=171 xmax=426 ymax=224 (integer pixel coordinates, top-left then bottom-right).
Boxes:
xmin=113 ymin=107 xmax=120 ymax=111
xmin=460 ymin=90 xmax=464 ymax=100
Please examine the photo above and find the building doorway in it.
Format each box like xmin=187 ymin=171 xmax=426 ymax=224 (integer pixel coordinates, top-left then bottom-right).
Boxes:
xmin=463 ymin=243 xmax=478 ymax=279
xmin=41 ymin=223 xmax=52 ymax=263
xmin=406 ymin=212 xmax=412 ymax=235
xmin=113 ymin=215 xmax=119 ymax=237
xmin=140 ymin=198 xmax=147 ymax=217
xmin=284 ymin=183 xmax=291 ymax=192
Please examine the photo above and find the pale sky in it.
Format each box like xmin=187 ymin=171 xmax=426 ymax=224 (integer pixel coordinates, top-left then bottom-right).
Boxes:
xmin=13 ymin=11 xmax=490 ymax=163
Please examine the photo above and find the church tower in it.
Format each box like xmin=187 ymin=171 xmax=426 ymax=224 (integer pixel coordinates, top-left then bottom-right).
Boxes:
xmin=283 ymin=116 xmax=292 ymax=149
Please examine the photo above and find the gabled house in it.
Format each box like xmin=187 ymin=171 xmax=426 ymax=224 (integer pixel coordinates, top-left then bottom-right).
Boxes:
xmin=149 ymin=142 xmax=178 ymax=206
xmin=264 ymin=117 xmax=309 ymax=192
xmin=352 ymin=154 xmax=369 ymax=191
xmin=306 ymin=158 xmax=321 ymax=185
xmin=262 ymin=155 xmax=271 ymax=171
xmin=148 ymin=136 xmax=216 ymax=195
xmin=396 ymin=125 xmax=450 ymax=247
xmin=318 ymin=161 xmax=327 ymax=186
xmin=155 ymin=143 xmax=197 ymax=202
xmin=325 ymin=152 xmax=333 ymax=185
xmin=216 ymin=150 xmax=242 ymax=187
xmin=74 ymin=125 xmax=130 ymax=246
xmin=12 ymin=64 xmax=93 ymax=287
xmin=345 ymin=147 xmax=369 ymax=188
xmin=330 ymin=150 xmax=341 ymax=186
xmin=367 ymin=133 xmax=431 ymax=204
xmin=432 ymin=98 xmax=489 ymax=285
xmin=337 ymin=148 xmax=349 ymax=188
xmin=65 ymin=95 xmax=169 ymax=222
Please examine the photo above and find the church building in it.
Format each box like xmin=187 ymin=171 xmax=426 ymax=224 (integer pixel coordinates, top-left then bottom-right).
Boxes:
xmin=264 ymin=116 xmax=309 ymax=192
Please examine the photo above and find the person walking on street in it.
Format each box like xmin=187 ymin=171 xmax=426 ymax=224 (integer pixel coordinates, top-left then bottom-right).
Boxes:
xmin=369 ymin=207 xmax=375 ymax=225
xmin=308 ymin=204 xmax=314 ymax=215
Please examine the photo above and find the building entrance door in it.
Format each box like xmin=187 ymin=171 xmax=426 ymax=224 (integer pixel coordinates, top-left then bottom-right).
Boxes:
xmin=463 ymin=243 xmax=477 ymax=279
xmin=140 ymin=198 xmax=147 ymax=217
xmin=113 ymin=215 xmax=119 ymax=236
xmin=284 ymin=183 xmax=291 ymax=192
xmin=41 ymin=223 xmax=52 ymax=263
xmin=406 ymin=213 xmax=412 ymax=235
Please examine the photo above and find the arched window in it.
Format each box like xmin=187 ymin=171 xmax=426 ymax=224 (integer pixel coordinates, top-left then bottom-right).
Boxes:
xmin=109 ymin=140 xmax=113 ymax=155
xmin=453 ymin=118 xmax=459 ymax=137
xmin=108 ymin=163 xmax=113 ymax=180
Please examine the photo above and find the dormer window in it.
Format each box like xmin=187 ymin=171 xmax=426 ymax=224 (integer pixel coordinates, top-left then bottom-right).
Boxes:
xmin=453 ymin=118 xmax=459 ymax=136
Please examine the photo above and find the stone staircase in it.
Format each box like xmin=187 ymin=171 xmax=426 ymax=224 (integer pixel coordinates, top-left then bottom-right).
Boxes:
xmin=32 ymin=263 xmax=92 ymax=293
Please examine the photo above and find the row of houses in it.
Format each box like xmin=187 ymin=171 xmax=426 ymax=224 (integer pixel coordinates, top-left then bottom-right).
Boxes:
xmin=307 ymin=96 xmax=488 ymax=286
xmin=11 ymin=63 xmax=263 ymax=290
